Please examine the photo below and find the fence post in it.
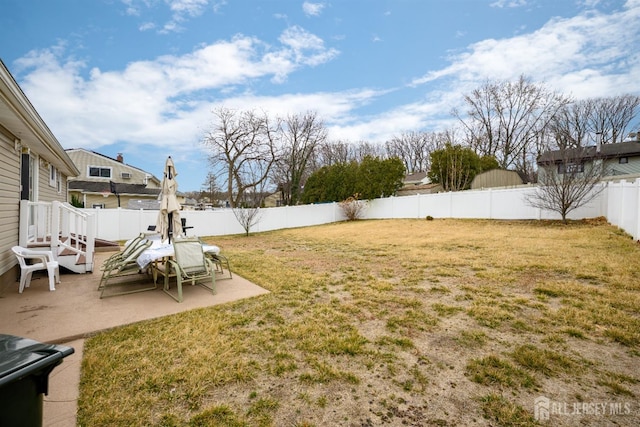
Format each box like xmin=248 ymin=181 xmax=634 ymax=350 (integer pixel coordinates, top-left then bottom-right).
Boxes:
xmin=635 ymin=178 xmax=640 ymax=242
xmin=600 ymin=182 xmax=608 ymax=218
xmin=619 ymin=180 xmax=626 ymax=231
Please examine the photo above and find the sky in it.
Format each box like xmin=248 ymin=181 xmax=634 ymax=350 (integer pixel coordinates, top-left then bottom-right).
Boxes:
xmin=2 ymin=0 xmax=639 ymax=192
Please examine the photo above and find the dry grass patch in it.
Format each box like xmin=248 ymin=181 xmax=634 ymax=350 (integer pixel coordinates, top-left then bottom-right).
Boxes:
xmin=78 ymin=219 xmax=640 ymax=426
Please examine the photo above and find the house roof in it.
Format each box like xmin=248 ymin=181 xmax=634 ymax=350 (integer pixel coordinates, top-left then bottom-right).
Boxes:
xmin=68 ymin=180 xmax=162 ymax=196
xmin=538 ymin=141 xmax=640 ymax=164
xmin=0 ymin=60 xmax=79 ymax=177
xmin=403 ymin=171 xmax=429 ymax=185
xmin=404 ymin=171 xmax=427 ymax=180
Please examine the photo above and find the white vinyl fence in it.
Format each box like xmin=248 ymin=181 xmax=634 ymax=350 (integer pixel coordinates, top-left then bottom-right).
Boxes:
xmin=88 ymin=178 xmax=640 ymax=243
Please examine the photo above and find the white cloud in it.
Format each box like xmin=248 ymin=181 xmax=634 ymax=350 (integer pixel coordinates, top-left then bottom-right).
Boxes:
xmin=12 ymin=0 xmax=640 ymax=165
xmin=120 ymin=0 xmax=141 ymax=16
xmin=302 ymin=2 xmax=325 ymax=17
xmin=490 ymin=0 xmax=528 ymax=8
xmin=211 ymin=1 xmax=227 ymax=13
xmin=278 ymin=25 xmax=340 ymax=69
xmin=13 ymin=26 xmax=343 ymax=150
xmin=411 ymin=2 xmax=640 ymax=100
xmin=168 ymin=0 xmax=209 ymax=17
xmin=124 ymin=0 xmax=215 ymax=34
xmin=139 ymin=22 xmax=155 ymax=31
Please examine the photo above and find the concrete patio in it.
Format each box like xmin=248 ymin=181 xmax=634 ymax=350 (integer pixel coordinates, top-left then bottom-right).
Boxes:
xmin=0 ymin=251 xmax=269 ymax=427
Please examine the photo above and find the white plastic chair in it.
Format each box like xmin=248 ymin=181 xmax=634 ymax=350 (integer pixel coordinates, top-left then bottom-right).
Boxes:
xmin=11 ymin=246 xmax=60 ymax=293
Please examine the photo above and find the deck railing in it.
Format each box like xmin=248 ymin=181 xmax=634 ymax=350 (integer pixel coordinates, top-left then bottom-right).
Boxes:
xmin=19 ymin=200 xmax=96 ymax=272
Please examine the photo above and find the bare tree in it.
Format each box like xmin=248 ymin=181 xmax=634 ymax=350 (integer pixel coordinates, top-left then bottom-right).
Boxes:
xmin=526 ymin=146 xmax=604 ymax=222
xmin=203 ymin=107 xmax=279 ymax=208
xmin=232 ymin=207 xmax=263 ymax=236
xmin=454 ymin=75 xmax=571 ymax=175
xmin=312 ymin=140 xmax=351 ymax=169
xmin=587 ymin=95 xmax=640 ymax=144
xmin=273 ymin=111 xmax=327 ymax=206
xmin=385 ymin=131 xmax=442 ymax=173
xmin=200 ymin=171 xmax=219 ymax=207
xmin=546 ymin=100 xmax=594 ymax=149
xmin=351 ymin=140 xmax=386 ymax=163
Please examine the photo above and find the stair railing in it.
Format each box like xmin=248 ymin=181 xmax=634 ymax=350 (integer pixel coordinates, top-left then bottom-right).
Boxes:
xmin=51 ymin=201 xmax=96 ymax=272
xmin=19 ymin=200 xmax=96 ymax=272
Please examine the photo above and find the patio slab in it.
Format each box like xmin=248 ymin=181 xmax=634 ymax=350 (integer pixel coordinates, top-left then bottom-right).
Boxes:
xmin=0 ymin=251 xmax=269 ymax=426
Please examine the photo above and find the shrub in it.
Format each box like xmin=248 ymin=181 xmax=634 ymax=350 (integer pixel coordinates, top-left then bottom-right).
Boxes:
xmin=339 ymin=195 xmax=366 ymax=221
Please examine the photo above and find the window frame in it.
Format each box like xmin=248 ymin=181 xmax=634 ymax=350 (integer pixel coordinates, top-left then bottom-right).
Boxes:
xmin=88 ymin=165 xmax=112 ymax=179
xmin=49 ymin=164 xmax=58 ymax=188
xmin=558 ymin=162 xmax=584 ymax=174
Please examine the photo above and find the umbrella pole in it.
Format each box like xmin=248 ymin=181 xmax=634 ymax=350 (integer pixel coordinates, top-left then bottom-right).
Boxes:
xmin=168 ymin=212 xmax=173 ymax=244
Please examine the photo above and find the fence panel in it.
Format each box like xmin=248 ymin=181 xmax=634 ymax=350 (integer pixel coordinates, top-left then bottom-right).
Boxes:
xmin=86 ymin=180 xmax=639 ymax=242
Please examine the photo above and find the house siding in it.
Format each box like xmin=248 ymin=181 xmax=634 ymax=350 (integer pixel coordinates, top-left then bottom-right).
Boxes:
xmin=471 ymin=169 xmax=524 ymax=190
xmin=67 ymin=149 xmax=165 ymax=209
xmin=37 ymin=161 xmax=69 ymax=202
xmin=67 ymin=150 xmax=161 ymax=188
xmin=604 ymin=157 xmax=640 ymax=176
xmin=0 ymin=132 xmax=21 ymax=285
xmin=82 ymin=193 xmax=158 ymax=209
xmin=1 ymin=60 xmax=80 ymax=290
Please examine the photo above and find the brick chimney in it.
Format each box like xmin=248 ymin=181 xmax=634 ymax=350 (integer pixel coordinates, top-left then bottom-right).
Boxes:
xmin=117 ymin=153 xmax=123 ymax=163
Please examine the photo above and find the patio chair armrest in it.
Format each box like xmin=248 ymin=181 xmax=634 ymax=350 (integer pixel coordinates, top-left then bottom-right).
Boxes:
xmin=204 ymin=258 xmax=217 ymax=273
xmin=21 ymin=252 xmax=53 ymax=264
xmin=23 ymin=247 xmax=55 ymax=260
xmin=166 ymin=259 xmax=183 ymax=276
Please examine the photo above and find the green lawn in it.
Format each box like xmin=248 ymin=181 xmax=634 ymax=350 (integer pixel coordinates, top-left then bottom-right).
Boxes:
xmin=78 ymin=219 xmax=640 ymax=426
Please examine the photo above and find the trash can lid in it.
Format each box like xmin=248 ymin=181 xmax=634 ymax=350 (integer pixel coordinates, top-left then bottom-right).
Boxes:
xmin=0 ymin=334 xmax=74 ymax=386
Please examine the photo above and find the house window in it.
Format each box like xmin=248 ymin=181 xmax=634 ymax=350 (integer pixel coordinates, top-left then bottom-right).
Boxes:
xmin=49 ymin=165 xmax=58 ymax=188
xmin=558 ymin=163 xmax=584 ymax=174
xmin=619 ymin=157 xmax=628 ymax=164
xmin=92 ymin=203 xmax=105 ymax=209
xmin=88 ymin=166 xmax=112 ymax=178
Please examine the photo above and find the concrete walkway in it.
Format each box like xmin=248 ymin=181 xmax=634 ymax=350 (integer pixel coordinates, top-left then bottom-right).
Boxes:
xmin=0 ymin=251 xmax=269 ymax=427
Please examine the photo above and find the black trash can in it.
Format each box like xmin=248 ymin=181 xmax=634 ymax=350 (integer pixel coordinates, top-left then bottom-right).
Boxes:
xmin=0 ymin=334 xmax=74 ymax=427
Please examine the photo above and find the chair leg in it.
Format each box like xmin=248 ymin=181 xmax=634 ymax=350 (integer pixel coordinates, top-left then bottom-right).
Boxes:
xmin=19 ymin=272 xmax=30 ymax=293
xmin=46 ymin=263 xmax=58 ymax=291
xmin=163 ymin=271 xmax=183 ymax=303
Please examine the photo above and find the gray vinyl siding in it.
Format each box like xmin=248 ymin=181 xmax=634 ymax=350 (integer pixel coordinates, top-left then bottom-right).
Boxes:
xmin=0 ymin=132 xmax=20 ymax=281
xmin=604 ymin=156 xmax=640 ymax=176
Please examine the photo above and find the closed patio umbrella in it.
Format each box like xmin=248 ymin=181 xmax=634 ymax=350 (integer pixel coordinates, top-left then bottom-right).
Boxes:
xmin=156 ymin=156 xmax=182 ymax=243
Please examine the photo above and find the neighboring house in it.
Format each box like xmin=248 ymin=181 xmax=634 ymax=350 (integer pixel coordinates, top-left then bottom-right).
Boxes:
xmin=537 ymin=138 xmax=640 ymax=180
xmin=396 ymin=171 xmax=443 ymax=196
xmin=0 ymin=60 xmax=81 ymax=287
xmin=66 ymin=149 xmax=173 ymax=209
xmin=471 ymin=169 xmax=525 ymax=190
xmin=178 ymin=197 xmax=198 ymax=211
xmin=403 ymin=171 xmax=430 ymax=186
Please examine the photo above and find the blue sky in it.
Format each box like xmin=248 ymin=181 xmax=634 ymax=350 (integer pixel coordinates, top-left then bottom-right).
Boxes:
xmin=2 ymin=0 xmax=639 ymax=191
